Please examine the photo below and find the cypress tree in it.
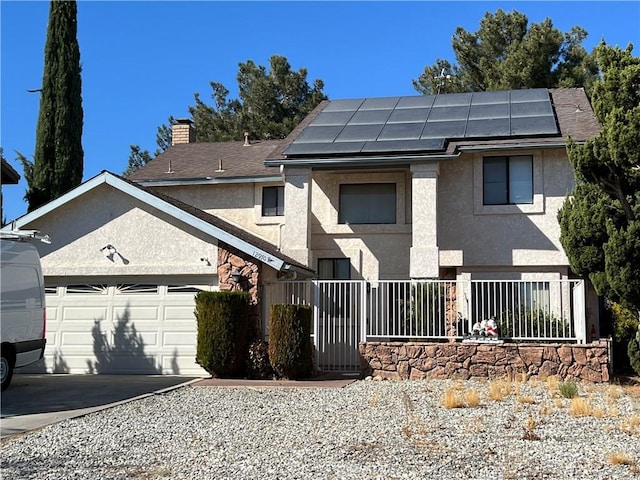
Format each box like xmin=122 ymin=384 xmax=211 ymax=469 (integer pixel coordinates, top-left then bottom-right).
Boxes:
xmin=28 ymin=0 xmax=83 ymax=211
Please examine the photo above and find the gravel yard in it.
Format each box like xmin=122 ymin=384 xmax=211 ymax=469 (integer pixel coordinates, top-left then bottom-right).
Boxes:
xmin=1 ymin=377 xmax=639 ymax=480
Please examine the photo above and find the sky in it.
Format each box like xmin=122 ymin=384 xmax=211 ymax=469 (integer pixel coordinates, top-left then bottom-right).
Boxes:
xmin=1 ymin=1 xmax=639 ymax=223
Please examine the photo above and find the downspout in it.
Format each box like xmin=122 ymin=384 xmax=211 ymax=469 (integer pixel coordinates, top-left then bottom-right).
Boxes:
xmin=278 ymin=223 xmax=285 ymax=251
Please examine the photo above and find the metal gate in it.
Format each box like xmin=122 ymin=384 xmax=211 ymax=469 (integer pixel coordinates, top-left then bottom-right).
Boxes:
xmin=263 ymin=280 xmax=364 ymax=372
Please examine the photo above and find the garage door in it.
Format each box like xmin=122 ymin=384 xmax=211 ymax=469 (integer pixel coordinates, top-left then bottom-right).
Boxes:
xmin=35 ymin=280 xmax=212 ymax=375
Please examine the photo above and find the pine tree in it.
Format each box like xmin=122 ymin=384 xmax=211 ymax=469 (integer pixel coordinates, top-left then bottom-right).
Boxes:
xmin=558 ymin=42 xmax=640 ymax=312
xmin=413 ymin=9 xmax=597 ymax=95
xmin=24 ymin=0 xmax=84 ymax=211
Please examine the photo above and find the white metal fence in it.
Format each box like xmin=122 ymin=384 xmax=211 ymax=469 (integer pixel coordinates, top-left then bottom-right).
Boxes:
xmin=263 ymin=279 xmax=586 ymax=372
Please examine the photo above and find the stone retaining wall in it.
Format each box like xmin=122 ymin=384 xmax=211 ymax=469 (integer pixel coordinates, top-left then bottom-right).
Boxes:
xmin=359 ymin=341 xmax=611 ymax=382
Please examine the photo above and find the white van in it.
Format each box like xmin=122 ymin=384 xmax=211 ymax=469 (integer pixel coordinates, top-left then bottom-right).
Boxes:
xmin=1 ymin=231 xmax=48 ymax=390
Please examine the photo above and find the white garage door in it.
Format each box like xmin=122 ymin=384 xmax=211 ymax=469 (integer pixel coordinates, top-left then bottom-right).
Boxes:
xmin=38 ymin=280 xmax=212 ymax=375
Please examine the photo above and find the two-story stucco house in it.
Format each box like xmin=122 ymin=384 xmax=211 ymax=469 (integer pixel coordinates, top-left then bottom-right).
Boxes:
xmin=3 ymin=87 xmax=601 ymax=376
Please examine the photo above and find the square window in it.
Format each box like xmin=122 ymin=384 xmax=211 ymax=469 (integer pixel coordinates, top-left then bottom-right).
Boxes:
xmin=262 ymin=186 xmax=284 ymax=216
xmin=483 ymin=156 xmax=533 ymax=205
xmin=339 ymin=183 xmax=396 ymax=224
xmin=318 ymin=258 xmax=351 ymax=280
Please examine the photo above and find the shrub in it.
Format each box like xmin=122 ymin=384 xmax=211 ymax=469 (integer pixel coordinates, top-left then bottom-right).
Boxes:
xmin=559 ymin=381 xmax=579 ymax=399
xmin=268 ymin=304 xmax=313 ymax=379
xmin=195 ymin=291 xmax=250 ymax=378
xmin=628 ymin=326 xmax=640 ymax=376
xmin=245 ymin=339 xmax=274 ymax=380
xmin=497 ymin=309 xmax=568 ymax=339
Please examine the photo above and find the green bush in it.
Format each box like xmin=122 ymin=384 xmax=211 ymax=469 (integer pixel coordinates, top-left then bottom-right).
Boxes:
xmin=195 ymin=291 xmax=250 ymax=378
xmin=559 ymin=381 xmax=579 ymax=399
xmin=609 ymin=301 xmax=640 ymax=373
xmin=245 ymin=339 xmax=274 ymax=380
xmin=628 ymin=327 xmax=640 ymax=376
xmin=268 ymin=304 xmax=313 ymax=379
xmin=497 ymin=309 xmax=568 ymax=339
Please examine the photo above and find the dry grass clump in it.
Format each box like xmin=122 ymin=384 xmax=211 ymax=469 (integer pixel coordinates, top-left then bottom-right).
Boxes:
xmin=489 ymin=380 xmax=511 ymax=402
xmin=517 ymin=396 xmax=537 ymax=404
xmin=442 ymin=387 xmax=480 ymax=408
xmin=521 ymin=415 xmax=540 ymax=441
xmin=620 ymin=415 xmax=640 ymax=436
xmin=607 ymin=452 xmax=635 ymax=466
xmin=569 ymin=397 xmax=606 ymax=418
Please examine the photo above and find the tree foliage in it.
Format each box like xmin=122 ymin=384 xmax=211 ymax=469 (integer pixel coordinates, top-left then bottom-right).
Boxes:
xmin=558 ymin=42 xmax=640 ymax=311
xmin=22 ymin=0 xmax=83 ymax=211
xmin=413 ymin=9 xmax=597 ymax=94
xmin=124 ymin=55 xmax=326 ymax=175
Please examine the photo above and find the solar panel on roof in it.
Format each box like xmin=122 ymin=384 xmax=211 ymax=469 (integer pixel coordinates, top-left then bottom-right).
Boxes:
xmin=323 ymin=99 xmax=364 ymax=112
xmin=313 ymin=111 xmax=356 ymax=126
xmin=362 ymin=138 xmax=446 ymax=153
xmin=428 ymin=106 xmax=470 ymax=121
xmin=378 ymin=122 xmax=425 ymax=140
xmin=396 ymin=95 xmax=436 ymax=109
xmin=348 ymin=109 xmax=393 ymax=125
xmin=471 ymin=90 xmax=509 ymax=104
xmin=282 ymin=88 xmax=559 ymax=157
xmin=387 ymin=108 xmax=431 ymax=123
xmin=294 ymin=125 xmax=343 ymax=143
xmin=466 ymin=118 xmax=511 ymax=137
xmin=336 ymin=124 xmax=384 ymax=142
xmin=359 ymin=97 xmax=400 ymax=110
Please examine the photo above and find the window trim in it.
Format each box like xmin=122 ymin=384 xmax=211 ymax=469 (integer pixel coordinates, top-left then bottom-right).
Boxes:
xmin=261 ymin=185 xmax=284 ymax=217
xmin=473 ymin=151 xmax=544 ymax=215
xmin=483 ymin=155 xmax=533 ymax=206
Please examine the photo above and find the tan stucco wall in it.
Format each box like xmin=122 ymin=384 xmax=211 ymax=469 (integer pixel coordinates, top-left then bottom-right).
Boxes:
xmin=438 ymin=148 xmax=574 ymax=268
xmin=152 ymin=183 xmax=283 ymax=246
xmin=310 ymin=170 xmax=411 ymax=280
xmin=25 ymin=184 xmax=218 ymax=277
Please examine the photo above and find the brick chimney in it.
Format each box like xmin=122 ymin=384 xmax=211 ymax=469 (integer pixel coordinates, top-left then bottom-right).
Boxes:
xmin=172 ymin=118 xmax=195 ymax=145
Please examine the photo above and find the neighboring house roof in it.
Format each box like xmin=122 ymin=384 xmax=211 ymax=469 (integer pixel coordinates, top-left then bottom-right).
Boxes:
xmin=265 ymin=87 xmax=601 ymax=167
xmin=1 ymin=158 xmax=20 ymax=184
xmin=127 ymin=138 xmax=285 ymax=185
xmin=0 ymin=170 xmax=314 ymax=277
xmin=127 ymin=100 xmax=328 ymax=185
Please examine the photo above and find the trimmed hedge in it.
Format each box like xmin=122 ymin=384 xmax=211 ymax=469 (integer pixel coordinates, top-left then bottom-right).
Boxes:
xmin=195 ymin=291 xmax=250 ymax=378
xmin=269 ymin=304 xmax=313 ymax=379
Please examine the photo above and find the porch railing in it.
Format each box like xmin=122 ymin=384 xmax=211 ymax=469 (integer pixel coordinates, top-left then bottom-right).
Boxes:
xmin=367 ymin=279 xmax=585 ymax=343
xmin=263 ymin=279 xmax=587 ymax=370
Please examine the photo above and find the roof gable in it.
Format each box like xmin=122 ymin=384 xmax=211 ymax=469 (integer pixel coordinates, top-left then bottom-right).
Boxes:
xmin=1 ymin=171 xmax=312 ymax=275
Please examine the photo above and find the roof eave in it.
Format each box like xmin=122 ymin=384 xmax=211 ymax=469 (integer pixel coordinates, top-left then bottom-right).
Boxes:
xmin=134 ymin=175 xmax=283 ymax=187
xmin=265 ymin=153 xmax=460 ymax=168
xmin=0 ymin=171 xmax=291 ymax=272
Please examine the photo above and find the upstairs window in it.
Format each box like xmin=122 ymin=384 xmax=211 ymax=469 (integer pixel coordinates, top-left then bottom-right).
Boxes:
xmin=262 ymin=186 xmax=284 ymax=216
xmin=483 ymin=156 xmax=533 ymax=205
xmin=339 ymin=183 xmax=396 ymax=224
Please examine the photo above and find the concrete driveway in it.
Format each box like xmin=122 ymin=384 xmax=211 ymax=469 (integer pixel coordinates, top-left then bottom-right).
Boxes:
xmin=0 ymin=374 xmax=200 ymax=438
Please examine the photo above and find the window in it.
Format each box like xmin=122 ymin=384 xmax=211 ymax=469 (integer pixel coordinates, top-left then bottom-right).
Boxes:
xmin=483 ymin=156 xmax=533 ymax=205
xmin=262 ymin=186 xmax=284 ymax=216
xmin=318 ymin=258 xmax=351 ymax=280
xmin=339 ymin=183 xmax=396 ymax=224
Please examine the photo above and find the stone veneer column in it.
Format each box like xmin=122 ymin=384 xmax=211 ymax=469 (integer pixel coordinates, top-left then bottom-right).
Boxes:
xmin=410 ymin=163 xmax=439 ymax=278
xmin=281 ymin=167 xmax=312 ymax=266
